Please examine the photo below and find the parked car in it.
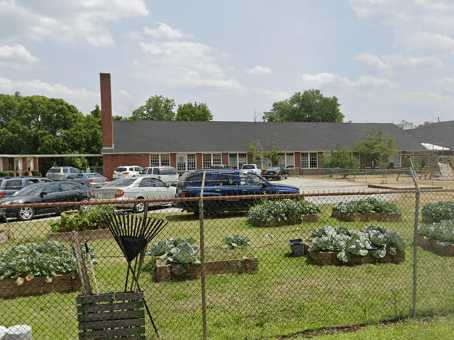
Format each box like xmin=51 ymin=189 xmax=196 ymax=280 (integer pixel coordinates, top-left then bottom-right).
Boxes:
xmin=262 ymin=167 xmax=288 ymax=180
xmin=71 ymin=172 xmax=107 ymax=188
xmin=46 ymin=166 xmax=81 ymax=181
xmin=0 ymin=181 xmax=90 ymax=221
xmin=0 ymin=177 xmax=51 ymax=198
xmin=240 ymin=164 xmax=261 ymax=176
xmin=92 ymin=176 xmax=176 ymax=213
xmin=141 ymin=166 xmax=179 ymax=185
xmin=176 ymin=169 xmax=299 ymax=215
xmin=113 ymin=166 xmax=143 ymax=179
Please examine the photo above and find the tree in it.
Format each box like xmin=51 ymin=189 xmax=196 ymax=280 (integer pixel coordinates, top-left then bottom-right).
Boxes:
xmin=263 ymin=147 xmax=280 ymax=166
xmin=354 ymin=132 xmax=397 ymax=168
xmin=324 ymin=146 xmax=359 ymax=169
xmin=130 ymin=95 xmax=175 ymax=121
xmin=263 ymin=89 xmax=344 ymax=123
xmin=175 ymin=102 xmax=213 ymax=121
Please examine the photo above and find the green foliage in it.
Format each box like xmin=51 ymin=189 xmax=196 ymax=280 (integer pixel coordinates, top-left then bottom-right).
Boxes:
xmin=175 ymin=102 xmax=213 ymax=121
xmin=324 ymin=147 xmax=359 ymax=169
xmin=263 ymin=89 xmax=344 ymax=123
xmin=263 ymin=147 xmax=280 ymax=166
xmin=422 ymin=202 xmax=454 ymax=223
xmin=148 ymin=238 xmax=199 ymax=265
xmin=248 ymin=199 xmax=321 ymax=227
xmin=419 ymin=220 xmax=454 ymax=243
xmin=0 ymin=95 xmax=101 ymax=156
xmin=309 ymin=225 xmax=405 ymax=263
xmin=50 ymin=206 xmax=115 ymax=232
xmin=333 ymin=198 xmax=400 ymax=216
xmin=354 ymin=131 xmax=397 ymax=168
xmin=224 ymin=235 xmax=250 ymax=249
xmin=0 ymin=241 xmax=76 ymax=282
xmin=131 ymin=95 xmax=176 ymax=121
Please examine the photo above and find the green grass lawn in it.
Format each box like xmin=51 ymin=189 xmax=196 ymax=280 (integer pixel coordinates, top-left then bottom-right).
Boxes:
xmin=1 ymin=193 xmax=454 ymax=339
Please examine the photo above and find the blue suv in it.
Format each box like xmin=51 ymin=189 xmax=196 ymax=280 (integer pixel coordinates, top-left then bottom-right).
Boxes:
xmin=176 ymin=169 xmax=299 ymax=214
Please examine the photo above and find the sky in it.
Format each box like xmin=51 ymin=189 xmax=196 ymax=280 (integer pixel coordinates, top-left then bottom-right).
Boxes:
xmin=0 ymin=0 xmax=453 ymax=124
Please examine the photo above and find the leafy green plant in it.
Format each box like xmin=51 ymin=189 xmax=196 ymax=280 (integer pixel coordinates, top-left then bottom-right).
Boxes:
xmin=0 ymin=241 xmax=76 ymax=285
xmin=224 ymin=235 xmax=250 ymax=249
xmin=422 ymin=202 xmax=454 ymax=223
xmin=419 ymin=220 xmax=454 ymax=243
xmin=148 ymin=238 xmax=199 ymax=265
xmin=309 ymin=225 xmax=404 ymax=263
xmin=333 ymin=198 xmax=400 ymax=216
xmin=50 ymin=205 xmax=115 ymax=232
xmin=248 ymin=199 xmax=321 ymax=227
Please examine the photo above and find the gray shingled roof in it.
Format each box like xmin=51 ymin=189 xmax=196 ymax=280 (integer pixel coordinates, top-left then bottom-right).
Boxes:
xmin=108 ymin=121 xmax=425 ymax=153
xmin=407 ymin=121 xmax=454 ymax=150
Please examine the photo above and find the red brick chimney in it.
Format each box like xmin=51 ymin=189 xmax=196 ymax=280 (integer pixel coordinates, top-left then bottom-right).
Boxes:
xmin=100 ymin=73 xmax=113 ymax=149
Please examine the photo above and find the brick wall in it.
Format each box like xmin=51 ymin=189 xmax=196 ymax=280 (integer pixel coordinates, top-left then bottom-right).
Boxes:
xmin=103 ymin=154 xmax=149 ymax=179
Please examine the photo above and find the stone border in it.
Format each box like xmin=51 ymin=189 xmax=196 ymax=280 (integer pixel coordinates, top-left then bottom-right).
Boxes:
xmin=305 ymin=244 xmax=405 ymax=266
xmin=331 ymin=211 xmax=401 ymax=222
xmin=48 ymin=229 xmax=112 ymax=242
xmin=0 ymin=274 xmax=81 ymax=299
xmin=416 ymin=233 xmax=454 ymax=257
xmin=153 ymin=257 xmax=259 ymax=282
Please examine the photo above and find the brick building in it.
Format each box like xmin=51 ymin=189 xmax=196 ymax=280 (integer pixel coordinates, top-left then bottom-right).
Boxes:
xmin=100 ymin=73 xmax=425 ymax=179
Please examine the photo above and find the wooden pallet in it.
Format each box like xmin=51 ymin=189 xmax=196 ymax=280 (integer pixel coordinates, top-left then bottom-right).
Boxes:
xmin=77 ymin=292 xmax=146 ymax=339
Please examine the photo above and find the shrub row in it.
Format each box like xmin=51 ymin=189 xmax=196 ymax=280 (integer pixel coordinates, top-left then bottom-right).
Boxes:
xmin=247 ymin=199 xmax=321 ymax=227
xmin=419 ymin=220 xmax=454 ymax=244
xmin=332 ymin=198 xmax=400 ymax=216
xmin=422 ymin=202 xmax=454 ymax=223
xmin=50 ymin=206 xmax=115 ymax=232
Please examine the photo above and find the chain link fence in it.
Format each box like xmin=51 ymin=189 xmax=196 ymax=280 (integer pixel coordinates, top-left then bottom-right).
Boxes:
xmin=1 ymin=174 xmax=454 ymax=339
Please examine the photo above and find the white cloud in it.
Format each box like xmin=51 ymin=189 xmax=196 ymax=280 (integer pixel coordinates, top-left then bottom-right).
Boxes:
xmin=247 ymin=65 xmax=272 ymax=75
xmin=406 ymin=32 xmax=454 ymax=52
xmin=356 ymin=53 xmax=443 ymax=70
xmin=301 ymin=72 xmax=396 ymax=89
xmin=0 ymin=76 xmax=97 ymax=111
xmin=136 ymin=23 xmax=242 ymax=91
xmin=144 ymin=23 xmax=185 ymax=40
xmin=0 ymin=44 xmax=38 ymax=64
xmin=0 ymin=0 xmax=149 ymax=47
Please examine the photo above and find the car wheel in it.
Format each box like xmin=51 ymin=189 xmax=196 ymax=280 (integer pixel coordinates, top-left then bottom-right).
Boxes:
xmin=18 ymin=207 xmax=34 ymax=221
xmin=134 ymin=200 xmax=146 ymax=213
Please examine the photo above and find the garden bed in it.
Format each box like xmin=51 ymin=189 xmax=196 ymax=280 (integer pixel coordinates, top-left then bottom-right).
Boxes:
xmin=306 ymin=245 xmax=405 ymax=266
xmin=416 ymin=233 xmax=454 ymax=257
xmin=48 ymin=228 xmax=112 ymax=242
xmin=153 ymin=257 xmax=259 ymax=282
xmin=0 ymin=274 xmax=81 ymax=299
xmin=331 ymin=211 xmax=401 ymax=222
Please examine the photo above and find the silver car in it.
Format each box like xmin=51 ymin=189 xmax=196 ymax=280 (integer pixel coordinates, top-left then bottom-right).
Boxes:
xmin=46 ymin=166 xmax=81 ymax=181
xmin=141 ymin=166 xmax=179 ymax=185
xmin=92 ymin=176 xmax=176 ymax=212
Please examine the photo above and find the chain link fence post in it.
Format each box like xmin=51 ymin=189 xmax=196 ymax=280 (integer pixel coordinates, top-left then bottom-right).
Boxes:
xmin=409 ymin=162 xmax=420 ymax=318
xmin=199 ymin=171 xmax=208 ymax=339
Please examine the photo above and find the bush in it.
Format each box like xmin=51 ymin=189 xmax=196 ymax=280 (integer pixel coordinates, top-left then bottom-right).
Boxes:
xmin=309 ymin=225 xmax=405 ymax=263
xmin=248 ymin=199 xmax=321 ymax=227
xmin=333 ymin=198 xmax=400 ymax=216
xmin=422 ymin=202 xmax=454 ymax=223
xmin=148 ymin=238 xmax=199 ymax=265
xmin=0 ymin=241 xmax=76 ymax=284
xmin=419 ymin=220 xmax=454 ymax=243
xmin=50 ymin=205 xmax=115 ymax=232
xmin=224 ymin=235 xmax=250 ymax=249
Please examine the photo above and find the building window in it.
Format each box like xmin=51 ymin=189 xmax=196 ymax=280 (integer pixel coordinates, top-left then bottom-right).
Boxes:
xmin=203 ymin=154 xmax=211 ymax=169
xmin=150 ymin=153 xmax=170 ymax=167
xmin=212 ymin=153 xmax=222 ymax=166
xmin=278 ymin=153 xmax=286 ymax=167
xmin=286 ymin=153 xmax=294 ymax=167
xmin=238 ymin=153 xmax=247 ymax=168
xmin=176 ymin=154 xmax=186 ymax=172
xmin=187 ymin=154 xmax=196 ymax=170
xmin=301 ymin=152 xmax=318 ymax=169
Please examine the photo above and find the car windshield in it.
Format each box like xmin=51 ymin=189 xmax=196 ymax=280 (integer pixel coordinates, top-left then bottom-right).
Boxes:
xmin=106 ymin=178 xmax=136 ymax=187
xmin=268 ymin=167 xmax=280 ymax=171
xmin=242 ymin=165 xmax=255 ymax=169
xmin=47 ymin=168 xmax=61 ymax=173
xmin=13 ymin=183 xmax=44 ymax=196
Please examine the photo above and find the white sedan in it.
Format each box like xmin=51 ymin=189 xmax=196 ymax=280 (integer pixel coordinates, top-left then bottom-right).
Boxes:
xmin=93 ymin=176 xmax=176 ymax=212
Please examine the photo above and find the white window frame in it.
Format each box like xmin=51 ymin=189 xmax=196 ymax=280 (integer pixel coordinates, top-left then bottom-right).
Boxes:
xmin=187 ymin=154 xmax=196 ymax=170
xmin=286 ymin=153 xmax=294 ymax=167
xmin=150 ymin=153 xmax=170 ymax=167
xmin=301 ymin=152 xmax=318 ymax=169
